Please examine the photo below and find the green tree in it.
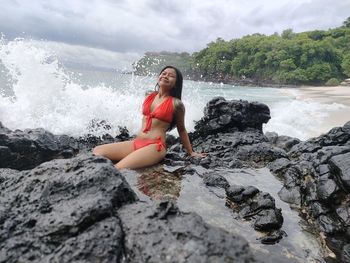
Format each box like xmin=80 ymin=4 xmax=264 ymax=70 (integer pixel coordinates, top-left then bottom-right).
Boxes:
xmin=343 ymin=17 xmax=350 ymax=28
xmin=341 ymin=54 xmax=350 ymax=77
xmin=305 ymin=63 xmax=333 ymax=83
xmin=135 ymin=19 xmax=350 ymax=85
xmin=281 ymin=28 xmax=295 ymax=39
xmin=280 ymin=58 xmax=297 ymax=70
xmin=307 ymin=30 xmax=326 ymax=41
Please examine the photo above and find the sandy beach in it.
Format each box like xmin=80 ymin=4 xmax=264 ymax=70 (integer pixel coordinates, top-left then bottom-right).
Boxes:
xmin=283 ymin=85 xmax=350 ymax=137
xmin=298 ymin=85 xmax=350 ymax=106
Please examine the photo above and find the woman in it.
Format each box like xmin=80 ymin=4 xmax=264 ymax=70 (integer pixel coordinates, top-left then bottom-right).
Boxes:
xmin=93 ymin=65 xmax=206 ymax=170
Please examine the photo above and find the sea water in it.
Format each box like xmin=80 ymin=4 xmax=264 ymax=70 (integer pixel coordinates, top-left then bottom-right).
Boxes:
xmin=0 ymin=37 xmax=345 ymax=140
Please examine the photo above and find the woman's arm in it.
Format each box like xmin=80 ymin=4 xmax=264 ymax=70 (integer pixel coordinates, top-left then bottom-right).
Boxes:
xmin=175 ymin=100 xmax=206 ymax=157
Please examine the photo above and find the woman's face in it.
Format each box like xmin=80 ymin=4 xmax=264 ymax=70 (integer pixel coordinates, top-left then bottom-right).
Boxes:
xmin=158 ymin=68 xmax=177 ymax=89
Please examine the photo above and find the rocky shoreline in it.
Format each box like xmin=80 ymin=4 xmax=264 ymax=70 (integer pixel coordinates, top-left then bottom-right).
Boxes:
xmin=1 ymin=97 xmax=349 ymax=262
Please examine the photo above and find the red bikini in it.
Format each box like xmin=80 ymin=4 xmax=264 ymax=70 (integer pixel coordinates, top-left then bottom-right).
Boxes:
xmin=142 ymin=92 xmax=174 ymax=133
xmin=133 ymin=92 xmax=174 ymax=152
xmin=133 ymin=136 xmax=165 ymax=152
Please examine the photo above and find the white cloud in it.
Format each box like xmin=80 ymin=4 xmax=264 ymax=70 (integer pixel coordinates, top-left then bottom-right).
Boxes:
xmin=30 ymin=40 xmax=141 ymax=70
xmin=0 ymin=0 xmax=348 ymax=59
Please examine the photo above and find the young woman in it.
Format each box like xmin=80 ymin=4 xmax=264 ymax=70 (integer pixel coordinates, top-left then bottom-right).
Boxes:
xmin=93 ymin=65 xmax=206 ymax=169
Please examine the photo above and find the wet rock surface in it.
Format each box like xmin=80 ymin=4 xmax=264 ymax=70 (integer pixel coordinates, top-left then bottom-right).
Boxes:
xmin=165 ymin=97 xmax=287 ymax=168
xmin=192 ymin=97 xmax=270 ymax=137
xmin=0 ymin=125 xmax=78 ymax=170
xmin=226 ymin=184 xmax=284 ymax=243
xmin=202 ymin=171 xmax=230 ymax=189
xmin=269 ymin=121 xmax=350 ymax=262
xmin=163 ymin=98 xmax=349 ymax=262
xmin=0 ymin=121 xmax=130 ymax=170
xmin=1 ymin=97 xmax=349 ymax=262
xmin=185 ymin=98 xmax=286 ymax=168
xmin=119 ymin=201 xmax=257 ymax=263
xmin=0 ymin=154 xmax=136 ymax=262
xmin=0 ymin=153 xmax=263 ymax=263
xmin=265 ymin=132 xmax=301 ymax=152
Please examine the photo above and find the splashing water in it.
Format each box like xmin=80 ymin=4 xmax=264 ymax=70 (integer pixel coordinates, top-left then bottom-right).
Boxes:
xmin=0 ymin=37 xmax=150 ymax=137
xmin=265 ymin=99 xmax=346 ymax=139
xmin=0 ymin=37 xmax=347 ymax=140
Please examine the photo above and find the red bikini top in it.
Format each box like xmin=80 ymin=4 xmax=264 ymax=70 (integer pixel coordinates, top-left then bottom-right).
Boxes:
xmin=142 ymin=92 xmax=174 ymax=133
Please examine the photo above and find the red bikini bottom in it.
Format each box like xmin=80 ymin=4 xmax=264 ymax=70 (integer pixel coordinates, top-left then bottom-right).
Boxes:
xmin=133 ymin=137 xmax=166 ymax=152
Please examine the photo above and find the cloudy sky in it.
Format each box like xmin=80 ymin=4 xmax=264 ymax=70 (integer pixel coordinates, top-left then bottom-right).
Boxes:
xmin=0 ymin=0 xmax=349 ymax=69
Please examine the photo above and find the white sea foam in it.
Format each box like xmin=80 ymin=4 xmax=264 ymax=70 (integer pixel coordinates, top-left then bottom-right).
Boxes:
xmin=0 ymin=38 xmax=145 ymax=137
xmin=265 ymin=99 xmax=346 ymax=140
xmin=0 ymin=37 xmax=347 ymax=140
xmin=0 ymin=37 xmax=206 ymax=137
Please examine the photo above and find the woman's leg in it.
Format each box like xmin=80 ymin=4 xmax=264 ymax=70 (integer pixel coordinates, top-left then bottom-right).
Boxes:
xmin=115 ymin=144 xmax=166 ymax=170
xmin=93 ymin=140 xmax=134 ymax=162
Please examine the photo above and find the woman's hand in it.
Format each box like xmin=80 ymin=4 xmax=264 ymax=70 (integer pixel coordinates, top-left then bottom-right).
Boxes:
xmin=190 ymin=152 xmax=208 ymax=158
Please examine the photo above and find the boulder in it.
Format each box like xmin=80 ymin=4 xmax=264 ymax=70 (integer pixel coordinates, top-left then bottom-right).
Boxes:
xmin=226 ymin=185 xmax=284 ymax=244
xmin=265 ymin=132 xmax=300 ymax=152
xmin=119 ymin=201 xmax=259 ymax=263
xmin=202 ymin=171 xmax=230 ymax=189
xmin=0 ymin=126 xmax=79 ymax=170
xmin=0 ymin=123 xmax=131 ymax=170
xmin=0 ymin=154 xmax=136 ymax=262
xmin=329 ymin=152 xmax=350 ymax=190
xmin=193 ymin=97 xmax=270 ymax=138
xmin=254 ymin=209 xmax=283 ymax=231
xmin=268 ymin=121 xmax=350 ymax=261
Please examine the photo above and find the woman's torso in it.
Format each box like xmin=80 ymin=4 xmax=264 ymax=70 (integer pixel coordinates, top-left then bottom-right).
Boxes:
xmin=136 ymin=92 xmax=177 ymax=142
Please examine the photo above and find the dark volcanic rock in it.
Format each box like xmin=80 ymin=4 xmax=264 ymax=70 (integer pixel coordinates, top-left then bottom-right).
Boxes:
xmin=226 ymin=185 xmax=245 ymax=202
xmin=0 ymin=154 xmax=136 ymax=263
xmin=308 ymin=201 xmax=330 ymax=218
xmin=265 ymin=132 xmax=301 ymax=152
xmin=258 ymin=230 xmax=287 ymax=245
xmin=235 ymin=142 xmax=287 ymax=164
xmin=119 ymin=201 xmax=259 ymax=263
xmin=147 ymin=99 xmax=271 ymax=170
xmin=0 ymin=126 xmax=80 ymax=170
xmin=316 ymin=213 xmax=344 ymax=234
xmin=226 ymin=184 xmax=284 ymax=244
xmin=278 ymin=185 xmax=302 ymax=206
xmin=189 ymin=133 xmax=285 ymax=168
xmin=202 ymin=171 xmax=230 ymax=189
xmin=193 ymin=97 xmax=270 ymax=138
xmin=226 ymin=185 xmax=260 ymax=204
xmin=184 ymin=98 xmax=287 ymax=168
xmin=254 ymin=209 xmax=283 ymax=231
xmin=277 ymin=167 xmax=303 ymax=206
xmin=1 ymin=100 xmax=348 ymax=262
xmin=316 ymin=175 xmax=340 ymax=202
xmin=267 ymin=121 xmax=350 ymax=261
xmin=329 ymin=152 xmax=350 ymax=190
xmin=0 ymin=153 xmax=267 ymax=263
xmin=342 ymin=243 xmax=350 ymax=263
xmin=0 ymin=123 xmax=131 ymax=170
xmin=267 ymin=158 xmax=291 ymax=177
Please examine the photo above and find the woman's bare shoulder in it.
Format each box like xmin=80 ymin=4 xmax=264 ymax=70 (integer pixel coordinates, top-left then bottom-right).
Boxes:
xmin=173 ymin=98 xmax=185 ymax=112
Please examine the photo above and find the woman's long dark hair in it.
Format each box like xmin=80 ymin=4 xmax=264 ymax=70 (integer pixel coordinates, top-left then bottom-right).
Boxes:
xmin=155 ymin=65 xmax=183 ymax=131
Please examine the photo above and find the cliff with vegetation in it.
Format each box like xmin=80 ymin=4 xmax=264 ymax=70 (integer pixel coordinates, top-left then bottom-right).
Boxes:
xmin=134 ymin=17 xmax=350 ymax=86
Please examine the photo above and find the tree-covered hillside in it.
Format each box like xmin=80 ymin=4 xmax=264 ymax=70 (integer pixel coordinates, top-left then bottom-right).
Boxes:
xmin=134 ymin=18 xmax=350 ymax=86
